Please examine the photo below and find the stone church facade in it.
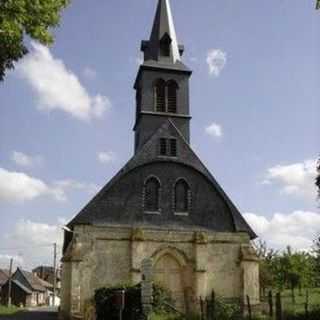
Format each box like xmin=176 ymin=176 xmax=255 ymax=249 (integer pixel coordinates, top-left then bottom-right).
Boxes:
xmin=60 ymin=0 xmax=260 ymax=319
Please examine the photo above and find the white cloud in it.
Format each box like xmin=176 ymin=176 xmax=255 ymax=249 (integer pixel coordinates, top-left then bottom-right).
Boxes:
xmin=1 ymin=219 xmax=65 ymax=269
xmin=11 ymin=219 xmax=63 ymax=247
xmin=0 ymin=168 xmax=65 ymax=203
xmin=244 ymin=211 xmax=320 ymax=251
xmin=98 ymin=151 xmax=116 ymax=164
xmin=0 ymin=254 xmax=24 ymax=269
xmin=206 ymin=49 xmax=227 ymax=77
xmin=205 ymin=122 xmax=223 ymax=138
xmin=54 ymin=179 xmax=99 ymax=195
xmin=264 ymin=159 xmax=317 ymax=200
xmin=83 ymin=67 xmax=97 ymax=79
xmin=11 ymin=151 xmax=43 ymax=168
xmin=16 ymin=42 xmax=111 ymax=121
xmin=0 ymin=167 xmax=100 ymax=203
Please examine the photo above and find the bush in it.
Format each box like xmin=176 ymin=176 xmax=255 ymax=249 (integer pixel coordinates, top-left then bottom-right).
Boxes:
xmin=95 ymin=283 xmax=142 ymax=320
xmin=95 ymin=283 xmax=175 ymax=320
xmin=152 ymin=284 xmax=175 ymax=314
xmin=149 ymin=312 xmax=184 ymax=320
xmin=213 ymin=299 xmax=242 ymax=320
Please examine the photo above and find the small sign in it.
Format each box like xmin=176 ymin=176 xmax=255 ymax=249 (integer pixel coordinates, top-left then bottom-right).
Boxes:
xmin=113 ymin=290 xmax=125 ymax=310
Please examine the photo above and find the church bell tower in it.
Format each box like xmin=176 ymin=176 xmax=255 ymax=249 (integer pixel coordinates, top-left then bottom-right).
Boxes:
xmin=133 ymin=0 xmax=192 ymax=153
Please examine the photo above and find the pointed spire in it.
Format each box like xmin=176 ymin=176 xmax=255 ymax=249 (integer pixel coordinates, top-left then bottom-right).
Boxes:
xmin=143 ymin=0 xmax=182 ymax=63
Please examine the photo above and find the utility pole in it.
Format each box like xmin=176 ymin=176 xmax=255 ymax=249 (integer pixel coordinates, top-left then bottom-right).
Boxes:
xmin=53 ymin=243 xmax=57 ymax=307
xmin=7 ymin=258 xmax=13 ymax=307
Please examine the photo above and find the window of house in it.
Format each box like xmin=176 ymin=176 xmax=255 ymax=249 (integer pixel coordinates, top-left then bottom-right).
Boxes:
xmin=144 ymin=177 xmax=161 ymax=212
xmin=174 ymin=179 xmax=190 ymax=214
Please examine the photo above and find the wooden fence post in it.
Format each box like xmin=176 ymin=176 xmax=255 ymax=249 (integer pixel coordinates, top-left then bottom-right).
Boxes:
xmin=206 ymin=298 xmax=209 ymax=320
xmin=276 ymin=292 xmax=282 ymax=320
xmin=268 ymin=290 xmax=273 ymax=318
xmin=246 ymin=295 xmax=252 ymax=320
xmin=211 ymin=290 xmax=215 ymax=320
xmin=200 ymin=297 xmax=205 ymax=320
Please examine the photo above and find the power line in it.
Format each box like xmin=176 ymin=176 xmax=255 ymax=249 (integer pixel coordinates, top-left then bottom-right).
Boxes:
xmin=0 ymin=244 xmax=62 ymax=251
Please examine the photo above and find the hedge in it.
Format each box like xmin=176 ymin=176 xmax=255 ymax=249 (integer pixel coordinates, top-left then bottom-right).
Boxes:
xmin=95 ymin=283 xmax=174 ymax=320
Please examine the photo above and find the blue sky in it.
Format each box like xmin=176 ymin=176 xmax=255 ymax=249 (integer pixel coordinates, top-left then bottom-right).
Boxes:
xmin=0 ymin=0 xmax=319 ymax=269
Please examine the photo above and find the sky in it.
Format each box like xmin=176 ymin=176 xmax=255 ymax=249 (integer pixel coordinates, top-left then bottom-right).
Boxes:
xmin=0 ymin=0 xmax=319 ymax=270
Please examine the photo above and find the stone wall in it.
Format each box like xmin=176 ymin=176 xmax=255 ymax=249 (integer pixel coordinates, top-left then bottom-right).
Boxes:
xmin=60 ymin=226 xmax=259 ymax=319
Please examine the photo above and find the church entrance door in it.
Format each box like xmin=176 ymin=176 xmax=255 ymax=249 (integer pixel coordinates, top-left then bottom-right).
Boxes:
xmin=153 ymin=254 xmax=185 ymax=312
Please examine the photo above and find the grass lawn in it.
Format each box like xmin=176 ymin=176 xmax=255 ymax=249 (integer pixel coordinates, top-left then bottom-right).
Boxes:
xmin=281 ymin=287 xmax=320 ymax=313
xmin=0 ymin=305 xmax=21 ymax=315
xmin=261 ymin=288 xmax=320 ymax=314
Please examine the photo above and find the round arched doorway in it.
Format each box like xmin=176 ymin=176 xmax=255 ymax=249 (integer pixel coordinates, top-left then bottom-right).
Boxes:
xmin=153 ymin=253 xmax=185 ymax=312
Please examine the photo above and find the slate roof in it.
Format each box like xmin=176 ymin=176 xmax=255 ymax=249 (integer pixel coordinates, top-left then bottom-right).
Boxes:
xmin=1 ymin=268 xmax=43 ymax=295
xmin=11 ymin=279 xmax=32 ymax=294
xmin=0 ymin=269 xmax=9 ymax=286
xmin=67 ymin=0 xmax=256 ymax=242
xmin=22 ymin=270 xmax=50 ymax=292
xmin=32 ymin=266 xmax=61 ymax=281
xmin=33 ymin=266 xmax=54 ymax=273
xmin=12 ymin=268 xmax=49 ymax=292
xmin=37 ymin=277 xmax=53 ymax=290
xmin=69 ymin=120 xmax=256 ymax=239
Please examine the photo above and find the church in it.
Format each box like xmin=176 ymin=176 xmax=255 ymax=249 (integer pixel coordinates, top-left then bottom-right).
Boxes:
xmin=60 ymin=0 xmax=260 ymax=319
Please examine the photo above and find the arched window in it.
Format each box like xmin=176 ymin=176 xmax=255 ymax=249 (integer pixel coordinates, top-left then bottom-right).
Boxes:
xmin=144 ymin=177 xmax=161 ymax=212
xmin=174 ymin=179 xmax=190 ymax=214
xmin=167 ymin=80 xmax=178 ymax=113
xmin=154 ymin=79 xmax=166 ymax=112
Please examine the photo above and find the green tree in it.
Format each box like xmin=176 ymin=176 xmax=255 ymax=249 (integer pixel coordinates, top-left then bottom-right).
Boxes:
xmin=253 ymin=240 xmax=277 ymax=296
xmin=314 ymin=237 xmax=320 ymax=286
xmin=316 ymin=159 xmax=320 ymax=198
xmin=0 ymin=0 xmax=70 ymax=81
xmin=268 ymin=247 xmax=316 ymax=300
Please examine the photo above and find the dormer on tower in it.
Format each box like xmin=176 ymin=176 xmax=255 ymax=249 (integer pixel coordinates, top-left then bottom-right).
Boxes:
xmin=134 ymin=0 xmax=192 ymax=154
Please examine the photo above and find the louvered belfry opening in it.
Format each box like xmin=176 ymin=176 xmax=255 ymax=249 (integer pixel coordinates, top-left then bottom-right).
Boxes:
xmin=155 ymin=79 xmax=166 ymax=112
xmin=167 ymin=80 xmax=178 ymax=113
xmin=175 ymin=179 xmax=190 ymax=213
xmin=154 ymin=79 xmax=178 ymax=113
xmin=144 ymin=177 xmax=161 ymax=212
